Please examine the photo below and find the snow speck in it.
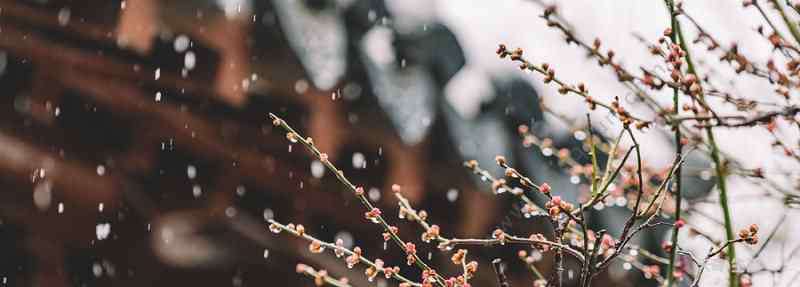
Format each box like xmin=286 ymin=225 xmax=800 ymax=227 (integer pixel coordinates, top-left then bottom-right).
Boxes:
xmin=294 ymin=79 xmax=309 ymax=94
xmin=574 ymin=130 xmax=587 ymax=141
xmin=192 ymin=185 xmax=202 ymax=198
xmin=446 ymin=188 xmax=459 ymax=202
xmin=0 ymin=52 xmax=6 ymax=77
xmin=96 ymin=165 xmax=106 ymax=176
xmin=174 ymin=35 xmax=191 ymax=52
xmin=92 ymin=262 xmax=103 ymax=277
xmin=225 ymin=206 xmax=237 ymax=218
xmin=235 ymin=185 xmax=246 ymax=197
xmin=352 ymin=152 xmax=366 ymax=169
xmin=542 ymin=147 xmax=553 ymax=157
xmin=57 ymin=8 xmax=71 ymax=26
xmin=96 ymin=223 xmax=111 ymax=240
xmin=263 ymin=249 xmax=270 ymax=259
xmin=700 ymin=170 xmax=713 ymax=181
xmin=154 ymin=68 xmax=161 ymax=80
xmin=58 ymin=202 xmax=65 ymax=214
xmin=184 ymin=52 xmax=197 ymax=70
xmin=368 ymin=187 xmax=381 ymax=202
xmin=33 ymin=181 xmax=53 ymax=211
xmin=310 ymin=161 xmax=325 ymax=178
xmin=187 ymin=165 xmax=197 ymax=179
xmin=263 ymin=208 xmax=274 ymax=221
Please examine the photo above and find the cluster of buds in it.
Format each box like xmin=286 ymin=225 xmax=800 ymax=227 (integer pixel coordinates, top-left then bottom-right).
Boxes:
xmin=382 ymin=226 xmax=399 ymax=242
xmin=494 ymin=155 xmax=507 ymax=166
xmin=766 ymin=60 xmax=794 ymax=90
xmin=539 ymin=182 xmax=552 ymax=194
xmin=491 ymin=178 xmax=507 ymax=193
xmin=662 ymin=241 xmax=674 ymax=253
xmin=766 ymin=120 xmax=778 ymax=133
xmin=451 ymin=249 xmax=467 ymax=265
xmin=271 ymin=117 xmax=283 ymax=127
xmin=592 ymin=37 xmax=602 ymax=53
xmin=391 ymin=184 xmax=402 ymax=193
xmin=517 ymin=124 xmax=530 ymax=135
xmin=510 ymin=48 xmax=524 ymax=61
xmin=642 ymin=265 xmax=661 ymax=279
xmin=666 ymin=42 xmax=686 ymax=72
xmin=334 ymin=239 xmax=346 ymax=257
xmin=768 ymin=32 xmax=788 ymax=50
xmin=586 ymin=36 xmax=630 ymax=81
xmin=293 ymin=224 xmax=306 ymax=236
xmin=308 ymin=240 xmax=325 ymax=254
xmin=680 ymin=103 xmax=707 ymax=120
xmin=541 ymin=63 xmax=556 ymax=84
xmin=517 ymin=250 xmax=538 ymax=265
xmin=585 ymin=95 xmax=598 ymax=110
xmin=740 ymin=274 xmax=753 ymax=287
xmin=545 ymin=196 xmax=574 ymax=218
xmin=496 ymin=44 xmax=523 ymax=61
xmin=529 ymin=233 xmax=551 ymax=252
xmin=557 ymin=148 xmax=571 ymax=160
xmin=421 ymin=269 xmax=439 ymax=286
xmin=364 ymin=208 xmax=382 ymax=223
xmin=464 ymin=159 xmax=479 ymax=170
xmin=383 ymin=266 xmax=401 ymax=280
xmin=464 ymin=261 xmax=478 ymax=278
xmin=345 ymin=247 xmax=362 ymax=268
xmin=521 ymin=203 xmax=538 ymax=215
xmin=599 ymin=234 xmax=616 ymax=250
xmin=286 ymin=132 xmax=298 ymax=143
xmin=398 ymin=204 xmax=429 ymax=222
xmin=738 ymin=224 xmax=759 ymax=244
xmin=304 ymin=265 xmax=328 ymax=286
xmin=443 ymin=276 xmax=470 ymax=287
xmin=421 ymin=225 xmax=441 ymax=243
xmin=681 ymin=74 xmax=704 ymax=97
xmin=610 ymin=98 xmax=633 ymax=126
xmin=641 ymin=71 xmax=664 ymax=90
xmin=492 ymin=229 xmax=508 ymax=244
xmin=405 ymin=242 xmax=417 ymax=265
xmin=674 ymin=219 xmax=686 ymax=229
xmin=503 ymin=167 xmax=517 ymax=178
xmin=720 ymin=43 xmax=752 ymax=73
xmin=269 ymin=223 xmax=283 ymax=234
xmin=786 ymin=59 xmax=800 ymax=79
xmin=365 ymin=259 xmax=383 ymax=281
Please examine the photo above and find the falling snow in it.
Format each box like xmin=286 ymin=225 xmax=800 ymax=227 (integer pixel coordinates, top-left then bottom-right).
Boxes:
xmin=96 ymin=223 xmax=111 ymax=240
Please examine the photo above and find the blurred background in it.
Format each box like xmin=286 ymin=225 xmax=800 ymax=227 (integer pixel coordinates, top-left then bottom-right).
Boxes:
xmin=0 ymin=0 xmax=798 ymax=286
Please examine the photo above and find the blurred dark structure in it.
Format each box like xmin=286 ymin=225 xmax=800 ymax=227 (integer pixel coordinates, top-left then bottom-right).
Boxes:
xmin=0 ymin=0 xmax=701 ymax=286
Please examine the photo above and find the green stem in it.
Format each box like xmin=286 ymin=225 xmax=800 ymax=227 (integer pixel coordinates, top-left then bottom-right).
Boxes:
xmin=664 ymin=1 xmax=684 ymax=286
xmin=770 ymin=0 xmax=800 ymax=46
xmin=667 ymin=7 xmax=738 ymax=287
xmin=704 ymin=127 xmax=738 ymax=287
